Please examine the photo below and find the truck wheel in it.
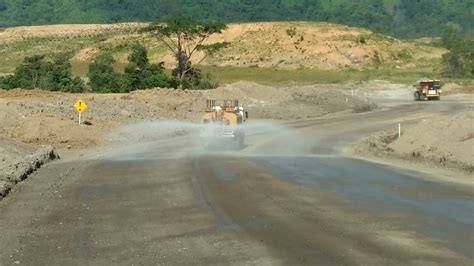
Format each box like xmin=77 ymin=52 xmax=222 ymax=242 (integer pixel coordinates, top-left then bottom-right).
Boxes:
xmin=414 ymin=93 xmax=421 ymax=101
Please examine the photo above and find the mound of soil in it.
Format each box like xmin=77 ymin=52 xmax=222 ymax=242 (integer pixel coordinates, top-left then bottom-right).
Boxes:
xmin=353 ymin=111 xmax=474 ymax=173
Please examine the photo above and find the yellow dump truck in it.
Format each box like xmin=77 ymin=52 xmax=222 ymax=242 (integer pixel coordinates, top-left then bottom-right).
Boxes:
xmin=414 ymin=80 xmax=442 ymax=101
xmin=200 ymin=100 xmax=248 ymax=149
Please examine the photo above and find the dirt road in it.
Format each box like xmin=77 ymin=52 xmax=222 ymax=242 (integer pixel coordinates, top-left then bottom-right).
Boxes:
xmin=0 ymin=95 xmax=473 ymax=265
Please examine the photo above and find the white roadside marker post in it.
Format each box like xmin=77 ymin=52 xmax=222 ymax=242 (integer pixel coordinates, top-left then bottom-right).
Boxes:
xmin=398 ymin=123 xmax=401 ymax=139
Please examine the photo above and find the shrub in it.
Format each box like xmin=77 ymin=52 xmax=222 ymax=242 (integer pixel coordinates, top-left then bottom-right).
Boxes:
xmin=0 ymin=53 xmax=85 ymax=92
xmin=286 ymin=27 xmax=297 ymax=38
xmin=124 ymin=43 xmax=171 ymax=90
xmin=440 ymin=30 xmax=473 ymax=78
xmin=88 ymin=52 xmax=124 ymax=92
xmin=0 ymin=75 xmax=14 ymax=89
xmin=89 ymin=44 xmax=172 ymax=92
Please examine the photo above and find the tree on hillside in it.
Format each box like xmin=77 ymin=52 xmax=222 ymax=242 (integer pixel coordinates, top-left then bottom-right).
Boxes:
xmin=124 ymin=43 xmax=171 ymax=90
xmin=88 ymin=45 xmax=171 ymax=92
xmin=0 ymin=53 xmax=84 ymax=92
xmin=141 ymin=17 xmax=228 ymax=89
xmin=15 ymin=55 xmax=44 ymax=89
xmin=88 ymin=52 xmax=124 ymax=93
xmin=42 ymin=52 xmax=85 ymax=92
xmin=442 ymin=30 xmax=463 ymax=50
xmin=441 ymin=31 xmax=473 ymax=78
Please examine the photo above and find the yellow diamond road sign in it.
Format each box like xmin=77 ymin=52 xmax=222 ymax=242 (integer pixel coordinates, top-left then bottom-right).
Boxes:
xmin=74 ymin=100 xmax=88 ymax=113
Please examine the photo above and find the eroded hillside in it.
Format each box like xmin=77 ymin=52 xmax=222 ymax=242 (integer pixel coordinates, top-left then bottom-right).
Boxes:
xmin=0 ymin=22 xmax=445 ymax=75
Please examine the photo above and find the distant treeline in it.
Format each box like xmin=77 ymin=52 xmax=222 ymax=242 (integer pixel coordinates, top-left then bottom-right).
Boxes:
xmin=0 ymin=0 xmax=472 ymax=38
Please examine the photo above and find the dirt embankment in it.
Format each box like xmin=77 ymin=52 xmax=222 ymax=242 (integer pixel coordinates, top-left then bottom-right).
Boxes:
xmin=0 ymin=139 xmax=58 ymax=199
xmin=352 ymin=111 xmax=474 ymax=173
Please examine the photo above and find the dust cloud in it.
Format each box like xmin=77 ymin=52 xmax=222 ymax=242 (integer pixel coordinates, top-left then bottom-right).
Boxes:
xmin=101 ymin=120 xmax=315 ymax=160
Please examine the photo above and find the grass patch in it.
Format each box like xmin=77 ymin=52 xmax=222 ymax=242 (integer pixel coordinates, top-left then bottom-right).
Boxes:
xmin=0 ymin=35 xmax=114 ymax=73
xmin=71 ymin=60 xmax=90 ymax=77
xmin=199 ymin=66 xmax=439 ymax=85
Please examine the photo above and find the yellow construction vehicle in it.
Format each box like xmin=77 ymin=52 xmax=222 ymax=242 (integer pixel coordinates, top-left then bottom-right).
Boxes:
xmin=200 ymin=100 xmax=248 ymax=149
xmin=414 ymin=80 xmax=442 ymax=101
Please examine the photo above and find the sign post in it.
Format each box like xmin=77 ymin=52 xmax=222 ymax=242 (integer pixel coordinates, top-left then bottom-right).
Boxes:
xmin=74 ymin=100 xmax=88 ymax=125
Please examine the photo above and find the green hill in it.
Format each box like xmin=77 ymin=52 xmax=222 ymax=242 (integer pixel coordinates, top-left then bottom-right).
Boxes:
xmin=0 ymin=0 xmax=472 ymax=38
